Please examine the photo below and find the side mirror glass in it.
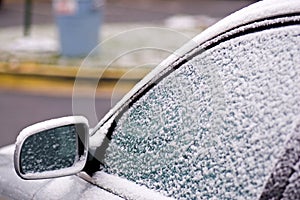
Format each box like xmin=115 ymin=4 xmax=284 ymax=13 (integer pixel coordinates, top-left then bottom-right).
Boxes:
xmin=14 ymin=116 xmax=89 ymax=180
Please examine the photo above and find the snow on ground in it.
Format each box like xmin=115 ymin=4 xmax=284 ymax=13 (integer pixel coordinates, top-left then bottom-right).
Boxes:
xmin=8 ymin=36 xmax=58 ymax=53
xmin=165 ymin=15 xmax=218 ymax=29
xmin=0 ymin=25 xmax=58 ymax=54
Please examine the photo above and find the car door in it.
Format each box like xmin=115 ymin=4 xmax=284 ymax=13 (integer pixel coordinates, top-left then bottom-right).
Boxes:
xmin=87 ymin=1 xmax=300 ymax=199
xmin=0 ymin=145 xmax=123 ymax=200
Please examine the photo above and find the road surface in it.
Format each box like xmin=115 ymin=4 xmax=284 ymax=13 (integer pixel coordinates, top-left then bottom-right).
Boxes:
xmin=0 ymin=90 xmax=111 ymax=147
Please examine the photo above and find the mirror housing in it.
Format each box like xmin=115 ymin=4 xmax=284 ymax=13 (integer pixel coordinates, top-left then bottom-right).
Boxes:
xmin=14 ymin=116 xmax=89 ymax=180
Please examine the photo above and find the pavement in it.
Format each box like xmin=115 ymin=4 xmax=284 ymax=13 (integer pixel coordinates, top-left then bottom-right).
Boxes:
xmin=0 ymin=0 xmax=257 ymax=97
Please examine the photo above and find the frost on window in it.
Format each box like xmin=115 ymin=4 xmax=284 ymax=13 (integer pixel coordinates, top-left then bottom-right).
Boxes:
xmin=103 ymin=25 xmax=300 ymax=199
xmin=259 ymin=124 xmax=300 ymax=200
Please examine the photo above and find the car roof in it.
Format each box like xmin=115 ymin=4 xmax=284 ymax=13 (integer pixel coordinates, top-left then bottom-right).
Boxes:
xmin=91 ymin=0 xmax=300 ymax=136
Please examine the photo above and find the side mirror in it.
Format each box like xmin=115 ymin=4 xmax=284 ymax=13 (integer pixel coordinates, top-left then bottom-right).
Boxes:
xmin=14 ymin=116 xmax=89 ymax=180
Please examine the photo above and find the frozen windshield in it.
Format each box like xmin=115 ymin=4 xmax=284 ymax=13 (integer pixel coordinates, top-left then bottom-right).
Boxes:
xmin=102 ymin=25 xmax=300 ymax=199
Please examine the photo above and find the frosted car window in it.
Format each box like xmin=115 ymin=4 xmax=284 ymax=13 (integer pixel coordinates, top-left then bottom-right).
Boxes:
xmin=103 ymin=25 xmax=300 ymax=199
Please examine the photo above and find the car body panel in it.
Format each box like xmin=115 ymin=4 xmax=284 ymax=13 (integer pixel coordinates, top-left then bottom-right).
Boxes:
xmin=1 ymin=0 xmax=300 ymax=199
xmin=0 ymin=145 xmax=122 ymax=200
xmin=0 ymin=145 xmax=50 ymax=199
xmin=0 ymin=145 xmax=168 ymax=200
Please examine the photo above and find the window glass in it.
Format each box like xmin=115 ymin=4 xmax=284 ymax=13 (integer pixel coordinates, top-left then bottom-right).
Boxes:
xmin=103 ymin=25 xmax=300 ymax=199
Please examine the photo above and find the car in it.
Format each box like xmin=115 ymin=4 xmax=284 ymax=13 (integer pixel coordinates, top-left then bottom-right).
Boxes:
xmin=1 ymin=0 xmax=300 ymax=199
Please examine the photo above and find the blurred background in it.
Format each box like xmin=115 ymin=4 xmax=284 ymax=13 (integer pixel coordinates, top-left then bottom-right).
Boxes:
xmin=0 ymin=0 xmax=257 ymax=147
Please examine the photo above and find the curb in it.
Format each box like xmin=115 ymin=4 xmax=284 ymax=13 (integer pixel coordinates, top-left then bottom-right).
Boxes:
xmin=0 ymin=61 xmax=151 ymax=97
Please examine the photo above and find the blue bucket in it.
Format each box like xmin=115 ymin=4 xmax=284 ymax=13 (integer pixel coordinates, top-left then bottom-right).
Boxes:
xmin=54 ymin=0 xmax=103 ymax=57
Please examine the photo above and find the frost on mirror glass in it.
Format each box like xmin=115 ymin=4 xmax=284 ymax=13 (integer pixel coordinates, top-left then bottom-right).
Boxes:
xmin=20 ymin=125 xmax=77 ymax=174
xmin=103 ymin=25 xmax=300 ymax=199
